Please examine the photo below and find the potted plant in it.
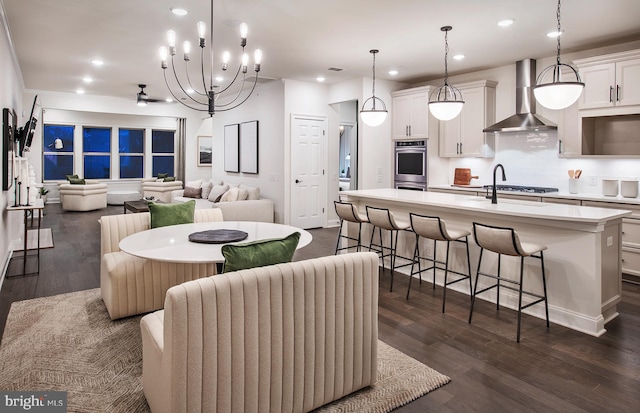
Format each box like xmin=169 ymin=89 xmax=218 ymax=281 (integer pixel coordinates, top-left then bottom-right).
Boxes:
xmin=39 ymin=187 xmax=49 ymax=204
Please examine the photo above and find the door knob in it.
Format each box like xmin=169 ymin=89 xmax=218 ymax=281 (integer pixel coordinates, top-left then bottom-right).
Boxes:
xmin=295 ymin=179 xmax=302 ymax=183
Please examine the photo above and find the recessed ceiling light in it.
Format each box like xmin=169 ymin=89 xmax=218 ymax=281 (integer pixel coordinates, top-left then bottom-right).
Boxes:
xmin=170 ymin=7 xmax=188 ymax=16
xmin=453 ymin=54 xmax=465 ymax=60
xmin=76 ymin=89 xmax=85 ymax=94
xmin=388 ymin=70 xmax=398 ymax=76
xmin=316 ymin=77 xmax=325 ymax=82
xmin=91 ymin=59 xmax=104 ymax=66
xmin=165 ymin=98 xmax=173 ymax=103
xmin=498 ymin=19 xmax=514 ymax=27
xmin=547 ymin=30 xmax=563 ymax=38
xmin=215 ymin=76 xmax=224 ymax=82
xmin=82 ymin=76 xmax=93 ymax=83
xmin=186 ymin=88 xmax=194 ymax=94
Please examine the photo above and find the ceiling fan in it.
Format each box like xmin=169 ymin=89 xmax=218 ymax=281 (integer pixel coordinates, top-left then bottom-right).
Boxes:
xmin=136 ymin=84 xmax=171 ymax=106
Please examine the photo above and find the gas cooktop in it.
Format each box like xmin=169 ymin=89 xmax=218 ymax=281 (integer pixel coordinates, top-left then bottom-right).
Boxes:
xmin=482 ymin=185 xmax=559 ymax=194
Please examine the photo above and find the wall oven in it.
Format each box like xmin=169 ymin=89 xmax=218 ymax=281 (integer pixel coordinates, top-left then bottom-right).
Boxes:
xmin=395 ymin=181 xmax=427 ymax=191
xmin=394 ymin=140 xmax=427 ymax=187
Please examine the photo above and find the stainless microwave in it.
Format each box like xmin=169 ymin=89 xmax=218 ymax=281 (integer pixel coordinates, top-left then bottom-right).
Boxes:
xmin=394 ymin=140 xmax=427 ymax=184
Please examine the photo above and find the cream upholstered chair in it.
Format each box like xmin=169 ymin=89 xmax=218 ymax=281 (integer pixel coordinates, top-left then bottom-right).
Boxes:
xmin=469 ymin=222 xmax=549 ymax=342
xmin=407 ymin=213 xmax=472 ymax=313
xmin=100 ymin=208 xmax=223 ymax=320
xmin=334 ymin=200 xmax=370 ymax=254
xmin=141 ymin=252 xmax=379 ymax=413
xmin=141 ymin=178 xmax=183 ymax=203
xmin=59 ymin=182 xmax=108 ymax=211
xmin=366 ymin=205 xmax=411 ymax=292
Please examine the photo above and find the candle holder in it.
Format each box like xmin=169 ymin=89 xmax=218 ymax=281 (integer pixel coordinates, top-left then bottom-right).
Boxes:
xmin=13 ymin=178 xmax=19 ymax=206
xmin=17 ymin=181 xmax=22 ymax=206
xmin=26 ymin=185 xmax=31 ymax=206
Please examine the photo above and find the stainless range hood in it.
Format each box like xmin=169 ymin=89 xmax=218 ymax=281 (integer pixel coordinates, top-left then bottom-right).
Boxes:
xmin=483 ymin=59 xmax=557 ymax=133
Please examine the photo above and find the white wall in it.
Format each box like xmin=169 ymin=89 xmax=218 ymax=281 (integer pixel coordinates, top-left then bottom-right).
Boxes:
xmin=1 ymin=3 xmax=25 ymax=284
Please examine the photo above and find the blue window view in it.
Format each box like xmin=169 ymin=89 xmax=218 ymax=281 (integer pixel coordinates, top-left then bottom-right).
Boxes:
xmin=152 ymin=156 xmax=174 ymax=177
xmin=83 ymin=127 xmax=111 ymax=152
xmin=43 ymin=125 xmax=74 ymax=153
xmin=84 ymin=155 xmax=110 ymax=179
xmin=43 ymin=154 xmax=74 ymax=180
xmin=120 ymin=155 xmax=143 ymax=178
xmin=152 ymin=130 xmax=174 ymax=153
xmin=119 ymin=129 xmax=144 ymax=153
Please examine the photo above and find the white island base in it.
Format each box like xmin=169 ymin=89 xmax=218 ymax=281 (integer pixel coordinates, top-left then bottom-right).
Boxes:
xmin=340 ymin=189 xmax=631 ymax=337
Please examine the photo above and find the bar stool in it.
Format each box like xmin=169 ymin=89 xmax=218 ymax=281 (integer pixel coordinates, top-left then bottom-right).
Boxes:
xmin=366 ymin=206 xmax=411 ymax=292
xmin=407 ymin=213 xmax=472 ymax=313
xmin=468 ymin=222 xmax=549 ymax=343
xmin=334 ymin=200 xmax=369 ymax=255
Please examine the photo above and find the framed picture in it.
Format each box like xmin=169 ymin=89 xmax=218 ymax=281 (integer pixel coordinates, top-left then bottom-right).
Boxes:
xmin=3 ymin=108 xmax=17 ymax=191
xmin=197 ymin=135 xmax=212 ymax=166
xmin=224 ymin=124 xmax=239 ymax=173
xmin=240 ymin=120 xmax=259 ymax=174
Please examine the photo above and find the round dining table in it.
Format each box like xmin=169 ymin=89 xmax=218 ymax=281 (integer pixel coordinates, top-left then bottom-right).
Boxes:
xmin=119 ymin=221 xmax=313 ymax=263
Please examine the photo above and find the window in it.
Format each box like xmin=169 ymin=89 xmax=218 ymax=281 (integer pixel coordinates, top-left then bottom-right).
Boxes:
xmin=83 ymin=127 xmax=111 ymax=179
xmin=119 ymin=128 xmax=144 ymax=178
xmin=152 ymin=129 xmax=175 ymax=177
xmin=43 ymin=124 xmax=74 ymax=180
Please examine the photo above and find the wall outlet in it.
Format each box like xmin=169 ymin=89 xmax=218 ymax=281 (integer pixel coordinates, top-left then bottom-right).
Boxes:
xmin=589 ymin=176 xmax=597 ymax=186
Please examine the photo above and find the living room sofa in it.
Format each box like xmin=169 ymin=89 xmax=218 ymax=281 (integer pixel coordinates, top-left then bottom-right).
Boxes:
xmin=58 ymin=181 xmax=108 ymax=211
xmin=100 ymin=208 xmax=223 ymax=320
xmin=140 ymin=251 xmax=379 ymax=413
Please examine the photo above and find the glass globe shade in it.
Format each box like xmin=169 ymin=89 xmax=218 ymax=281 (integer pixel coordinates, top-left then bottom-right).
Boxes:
xmin=533 ymin=82 xmax=584 ymax=110
xmin=429 ymin=101 xmax=464 ymax=121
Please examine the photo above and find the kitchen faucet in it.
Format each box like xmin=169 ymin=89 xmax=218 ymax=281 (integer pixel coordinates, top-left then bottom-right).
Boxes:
xmin=488 ymin=164 xmax=506 ymax=204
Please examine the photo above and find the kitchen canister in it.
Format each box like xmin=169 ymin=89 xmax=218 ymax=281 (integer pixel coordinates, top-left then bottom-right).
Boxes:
xmin=602 ymin=179 xmax=619 ymax=197
xmin=568 ymin=178 xmax=579 ymax=194
xmin=621 ymin=180 xmax=639 ymax=198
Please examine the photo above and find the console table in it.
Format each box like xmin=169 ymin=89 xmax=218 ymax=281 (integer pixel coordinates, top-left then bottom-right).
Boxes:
xmin=6 ymin=199 xmax=44 ymax=276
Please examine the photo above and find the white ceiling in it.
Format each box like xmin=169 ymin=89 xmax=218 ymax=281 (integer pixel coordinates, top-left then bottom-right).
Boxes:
xmin=3 ymin=0 xmax=640 ymax=103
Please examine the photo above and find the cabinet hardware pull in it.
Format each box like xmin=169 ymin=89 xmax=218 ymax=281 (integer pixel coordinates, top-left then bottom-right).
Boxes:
xmin=559 ymin=139 xmax=563 ymax=154
xmin=405 ymin=126 xmax=408 ymax=136
xmin=617 ymin=85 xmax=620 ymax=102
xmin=408 ymin=125 xmax=412 ymax=136
xmin=610 ymin=86 xmax=613 ymax=102
xmin=459 ymin=143 xmax=462 ymax=155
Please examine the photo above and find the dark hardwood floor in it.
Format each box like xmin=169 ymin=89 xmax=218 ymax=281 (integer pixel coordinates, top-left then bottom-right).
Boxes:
xmin=1 ymin=203 xmax=639 ymax=412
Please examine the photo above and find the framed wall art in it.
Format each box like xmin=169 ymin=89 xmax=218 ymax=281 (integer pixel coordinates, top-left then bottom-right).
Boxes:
xmin=197 ymin=135 xmax=212 ymax=166
xmin=3 ymin=108 xmax=17 ymax=191
xmin=224 ymin=124 xmax=239 ymax=173
xmin=240 ymin=120 xmax=259 ymax=174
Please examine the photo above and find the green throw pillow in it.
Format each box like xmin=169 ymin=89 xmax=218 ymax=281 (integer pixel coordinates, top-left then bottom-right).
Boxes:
xmin=163 ymin=176 xmax=176 ymax=182
xmin=65 ymin=174 xmax=79 ymax=181
xmin=221 ymin=232 xmax=301 ymax=273
xmin=157 ymin=173 xmax=169 ymax=179
xmin=68 ymin=178 xmax=86 ymax=185
xmin=149 ymin=200 xmax=195 ymax=228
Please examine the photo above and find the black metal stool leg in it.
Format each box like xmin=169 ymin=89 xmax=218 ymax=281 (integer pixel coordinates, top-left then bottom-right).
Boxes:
xmin=334 ymin=219 xmax=344 ymax=255
xmin=517 ymin=256 xmax=525 ymax=343
xmin=407 ymin=233 xmax=419 ymax=299
xmin=469 ymin=248 xmax=484 ymax=323
xmin=442 ymin=241 xmax=451 ymax=313
xmin=540 ymin=251 xmax=550 ymax=328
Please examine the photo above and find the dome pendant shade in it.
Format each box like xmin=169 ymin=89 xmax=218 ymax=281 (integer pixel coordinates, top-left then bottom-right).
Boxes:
xmin=533 ymin=63 xmax=584 ymax=110
xmin=360 ymin=49 xmax=388 ymax=127
xmin=429 ymin=26 xmax=464 ymax=121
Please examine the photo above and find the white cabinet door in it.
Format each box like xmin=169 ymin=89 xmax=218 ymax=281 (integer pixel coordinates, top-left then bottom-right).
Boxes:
xmin=579 ymin=63 xmax=616 ymax=109
xmin=392 ymin=95 xmax=411 ymax=139
xmin=616 ymin=58 xmax=640 ymax=107
xmin=439 ymin=115 xmax=461 ymax=157
xmin=557 ymin=100 xmax=582 ymax=157
xmin=391 ymin=87 xmax=429 ymax=140
xmin=408 ymin=92 xmax=429 ymax=139
xmin=460 ymin=87 xmax=486 ymax=157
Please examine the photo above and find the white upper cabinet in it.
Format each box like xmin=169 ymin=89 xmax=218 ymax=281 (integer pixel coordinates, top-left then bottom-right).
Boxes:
xmin=576 ymin=50 xmax=640 ymax=110
xmin=438 ymin=80 xmax=497 ymax=157
xmin=391 ymin=86 xmax=430 ymax=140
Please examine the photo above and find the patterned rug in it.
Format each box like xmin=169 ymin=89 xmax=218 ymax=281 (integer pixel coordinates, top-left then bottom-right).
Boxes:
xmin=0 ymin=289 xmax=450 ymax=413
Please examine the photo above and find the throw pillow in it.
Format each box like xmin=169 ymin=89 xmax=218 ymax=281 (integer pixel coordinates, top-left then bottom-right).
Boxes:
xmin=237 ymin=188 xmax=249 ymax=201
xmin=239 ymin=183 xmax=260 ymax=200
xmin=157 ymin=173 xmax=169 ymax=179
xmin=65 ymin=174 xmax=79 ymax=181
xmin=208 ymin=184 xmax=230 ymax=202
xmin=149 ymin=200 xmax=195 ymax=228
xmin=201 ymin=181 xmax=214 ymax=200
xmin=221 ymin=232 xmax=301 ymax=273
xmin=183 ymin=186 xmax=202 ymax=198
xmin=219 ymin=187 xmax=239 ymax=202
xmin=68 ymin=178 xmax=86 ymax=185
xmin=186 ymin=179 xmax=202 ymax=189
xmin=164 ymin=176 xmax=176 ymax=182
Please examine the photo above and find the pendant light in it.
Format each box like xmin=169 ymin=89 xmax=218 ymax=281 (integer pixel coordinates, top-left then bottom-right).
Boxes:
xmin=429 ymin=26 xmax=464 ymax=121
xmin=533 ymin=0 xmax=584 ymax=110
xmin=360 ymin=50 xmax=388 ymax=127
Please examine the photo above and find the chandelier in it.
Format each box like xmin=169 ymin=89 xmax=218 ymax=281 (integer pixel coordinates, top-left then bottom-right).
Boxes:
xmin=158 ymin=0 xmax=263 ymax=116
xmin=533 ymin=0 xmax=584 ymax=110
xmin=429 ymin=26 xmax=464 ymax=121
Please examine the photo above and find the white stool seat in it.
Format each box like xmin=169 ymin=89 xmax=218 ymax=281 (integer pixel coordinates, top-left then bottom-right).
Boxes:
xmin=334 ymin=201 xmax=370 ymax=255
xmin=107 ymin=190 xmax=141 ymax=205
xmin=519 ymin=241 xmax=548 ymax=256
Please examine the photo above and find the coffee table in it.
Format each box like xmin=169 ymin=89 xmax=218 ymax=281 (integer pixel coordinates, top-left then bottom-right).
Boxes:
xmin=119 ymin=221 xmax=312 ymax=263
xmin=123 ymin=199 xmax=165 ymax=214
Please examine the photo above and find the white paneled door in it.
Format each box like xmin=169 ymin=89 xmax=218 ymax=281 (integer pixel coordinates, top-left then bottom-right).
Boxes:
xmin=291 ymin=116 xmax=326 ymax=229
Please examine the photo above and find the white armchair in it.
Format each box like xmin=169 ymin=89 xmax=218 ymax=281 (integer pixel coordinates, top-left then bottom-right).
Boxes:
xmin=141 ymin=178 xmax=183 ymax=203
xmin=59 ymin=182 xmax=108 ymax=211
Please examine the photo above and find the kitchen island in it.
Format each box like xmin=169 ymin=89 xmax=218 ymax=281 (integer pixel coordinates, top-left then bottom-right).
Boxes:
xmin=339 ymin=188 xmax=631 ymax=336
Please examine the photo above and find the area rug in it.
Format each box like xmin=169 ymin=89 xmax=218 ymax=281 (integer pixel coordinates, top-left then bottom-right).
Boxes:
xmin=11 ymin=228 xmax=54 ymax=250
xmin=0 ymin=289 xmax=450 ymax=413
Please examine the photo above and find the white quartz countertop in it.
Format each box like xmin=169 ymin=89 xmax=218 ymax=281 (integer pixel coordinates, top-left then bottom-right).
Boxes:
xmin=429 ymin=184 xmax=640 ymax=205
xmin=341 ymin=188 xmax=631 ymax=223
